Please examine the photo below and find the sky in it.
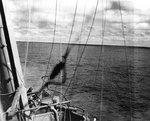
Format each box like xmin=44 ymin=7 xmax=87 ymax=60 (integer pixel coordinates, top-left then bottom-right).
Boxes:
xmin=3 ymin=0 xmax=150 ymax=47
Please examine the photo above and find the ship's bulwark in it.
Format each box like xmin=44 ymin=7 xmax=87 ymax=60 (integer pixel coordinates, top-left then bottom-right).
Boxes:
xmin=17 ymin=41 xmax=150 ymax=121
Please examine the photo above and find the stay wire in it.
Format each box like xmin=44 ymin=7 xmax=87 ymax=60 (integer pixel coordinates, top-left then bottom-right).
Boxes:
xmin=99 ymin=2 xmax=106 ymax=121
xmin=23 ymin=0 xmax=31 ymax=78
xmin=51 ymin=0 xmax=79 ymax=101
xmin=75 ymin=0 xmax=86 ymax=70
xmin=64 ymin=0 xmax=99 ymax=96
xmin=118 ymin=0 xmax=133 ymax=120
xmin=44 ymin=0 xmax=78 ymax=87
xmin=93 ymin=0 xmax=107 ymax=89
xmin=43 ymin=0 xmax=58 ymax=82
xmin=50 ymin=0 xmax=78 ymax=99
xmin=66 ymin=0 xmax=78 ymax=50
xmin=89 ymin=0 xmax=108 ymax=120
xmin=68 ymin=0 xmax=87 ymax=98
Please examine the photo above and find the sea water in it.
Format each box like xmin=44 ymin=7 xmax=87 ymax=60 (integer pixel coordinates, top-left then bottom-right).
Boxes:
xmin=17 ymin=41 xmax=150 ymax=121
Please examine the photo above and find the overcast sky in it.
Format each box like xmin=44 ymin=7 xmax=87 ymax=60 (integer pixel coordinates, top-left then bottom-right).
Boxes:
xmin=4 ymin=0 xmax=150 ymax=47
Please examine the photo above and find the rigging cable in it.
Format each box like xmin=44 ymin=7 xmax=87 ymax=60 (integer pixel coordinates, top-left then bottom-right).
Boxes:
xmin=50 ymin=0 xmax=79 ymax=99
xmin=52 ymin=0 xmax=62 ymax=99
xmin=74 ymin=0 xmax=87 ymax=80
xmin=50 ymin=3 xmax=80 ymax=121
xmin=45 ymin=0 xmax=79 ymax=99
xmin=66 ymin=0 xmax=78 ymax=49
xmin=43 ymin=0 xmax=58 ymax=82
xmin=89 ymin=0 xmax=108 ymax=120
xmin=99 ymin=1 xmax=107 ymax=120
xmin=23 ymin=0 xmax=32 ymax=78
xmin=64 ymin=0 xmax=99 ymax=96
xmin=0 ymin=35 xmax=24 ymax=85
xmin=68 ymin=0 xmax=87 ymax=99
xmin=42 ymin=0 xmax=78 ymax=89
xmin=118 ymin=0 xmax=133 ymax=120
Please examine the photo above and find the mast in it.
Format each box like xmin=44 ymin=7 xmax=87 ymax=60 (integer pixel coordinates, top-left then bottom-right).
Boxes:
xmin=0 ymin=0 xmax=28 ymax=115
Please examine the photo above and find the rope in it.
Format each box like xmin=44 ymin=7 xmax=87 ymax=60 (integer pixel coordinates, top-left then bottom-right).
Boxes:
xmin=100 ymin=1 xmax=105 ymax=120
xmin=16 ymin=67 xmax=25 ymax=83
xmin=68 ymin=0 xmax=87 ymax=100
xmin=43 ymin=0 xmax=58 ymax=82
xmin=42 ymin=0 xmax=79 ymax=98
xmin=0 ymin=61 xmax=24 ymax=84
xmin=0 ymin=31 xmax=12 ymax=83
xmin=41 ymin=0 xmax=78 ymax=95
xmin=73 ymin=0 xmax=86 ymax=80
xmin=50 ymin=0 xmax=79 ymax=106
xmin=91 ymin=1 xmax=107 ymax=120
xmin=0 ymin=90 xmax=16 ymax=96
xmin=66 ymin=0 xmax=78 ymax=49
xmin=57 ymin=0 xmax=64 ymax=103
xmin=118 ymin=0 xmax=133 ymax=120
xmin=23 ymin=0 xmax=32 ymax=78
xmin=64 ymin=0 xmax=99 ymax=97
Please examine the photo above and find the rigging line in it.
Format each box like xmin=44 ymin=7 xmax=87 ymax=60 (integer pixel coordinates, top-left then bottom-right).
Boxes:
xmin=52 ymin=0 xmax=65 ymax=99
xmin=94 ymin=0 xmax=107 ymax=85
xmin=69 ymin=0 xmax=87 ymax=98
xmin=64 ymin=0 xmax=99 ymax=96
xmin=0 ymin=90 xmax=16 ymax=96
xmin=49 ymin=0 xmax=65 ymax=98
xmin=75 ymin=0 xmax=86 ymax=72
xmin=118 ymin=0 xmax=133 ymax=120
xmin=23 ymin=0 xmax=32 ymax=78
xmin=66 ymin=0 xmax=78 ymax=49
xmin=16 ymin=67 xmax=25 ymax=83
xmin=87 ymin=0 xmax=107 ymax=120
xmin=0 ymin=37 xmax=12 ymax=79
xmin=47 ymin=0 xmax=65 ymax=99
xmin=49 ymin=0 xmax=81 ymax=99
xmin=99 ymin=2 xmax=106 ymax=121
xmin=0 ymin=42 xmax=24 ymax=88
xmin=0 ymin=61 xmax=25 ymax=84
xmin=43 ymin=0 xmax=58 ymax=82
xmin=0 ymin=62 xmax=25 ymax=87
xmin=0 ymin=17 xmax=16 ymax=92
xmin=58 ymin=0 xmax=63 ymax=98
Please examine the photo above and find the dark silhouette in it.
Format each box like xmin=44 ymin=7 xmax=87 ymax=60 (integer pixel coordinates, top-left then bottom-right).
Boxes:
xmin=50 ymin=47 xmax=70 ymax=80
xmin=37 ymin=47 xmax=71 ymax=96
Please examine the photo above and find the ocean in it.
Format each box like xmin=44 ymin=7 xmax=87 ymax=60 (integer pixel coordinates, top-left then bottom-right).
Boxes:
xmin=17 ymin=41 xmax=150 ymax=121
